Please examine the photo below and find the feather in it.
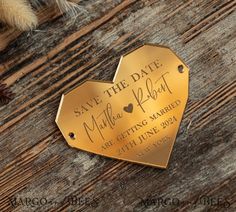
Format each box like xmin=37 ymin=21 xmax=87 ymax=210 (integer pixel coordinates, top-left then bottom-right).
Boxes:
xmin=0 ymin=0 xmax=38 ymax=31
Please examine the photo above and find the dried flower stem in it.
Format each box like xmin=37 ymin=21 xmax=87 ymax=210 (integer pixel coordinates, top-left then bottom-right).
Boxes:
xmin=0 ymin=83 xmax=14 ymax=105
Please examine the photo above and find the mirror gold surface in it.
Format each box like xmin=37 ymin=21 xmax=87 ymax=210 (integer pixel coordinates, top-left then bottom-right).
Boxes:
xmin=56 ymin=44 xmax=189 ymax=168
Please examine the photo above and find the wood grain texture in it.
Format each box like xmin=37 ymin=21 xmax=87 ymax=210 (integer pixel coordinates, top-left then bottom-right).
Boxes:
xmin=0 ymin=0 xmax=235 ymax=211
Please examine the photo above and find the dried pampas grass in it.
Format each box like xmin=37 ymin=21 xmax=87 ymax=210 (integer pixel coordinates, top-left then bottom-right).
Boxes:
xmin=0 ymin=0 xmax=81 ymax=31
xmin=0 ymin=0 xmax=37 ymax=31
xmin=56 ymin=0 xmax=81 ymax=15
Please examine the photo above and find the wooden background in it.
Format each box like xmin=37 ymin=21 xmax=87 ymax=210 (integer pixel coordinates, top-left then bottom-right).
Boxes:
xmin=0 ymin=0 xmax=235 ymax=211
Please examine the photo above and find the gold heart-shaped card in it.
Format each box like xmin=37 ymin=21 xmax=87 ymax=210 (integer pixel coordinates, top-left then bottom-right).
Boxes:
xmin=56 ymin=44 xmax=189 ymax=168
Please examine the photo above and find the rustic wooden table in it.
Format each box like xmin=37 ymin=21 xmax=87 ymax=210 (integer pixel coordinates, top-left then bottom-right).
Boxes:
xmin=0 ymin=0 xmax=235 ymax=211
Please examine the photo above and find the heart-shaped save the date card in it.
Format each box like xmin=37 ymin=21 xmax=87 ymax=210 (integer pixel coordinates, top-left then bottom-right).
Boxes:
xmin=56 ymin=44 xmax=189 ymax=168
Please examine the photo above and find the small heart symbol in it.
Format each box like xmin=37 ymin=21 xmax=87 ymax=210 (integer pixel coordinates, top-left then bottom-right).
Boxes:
xmin=123 ymin=103 xmax=133 ymax=113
